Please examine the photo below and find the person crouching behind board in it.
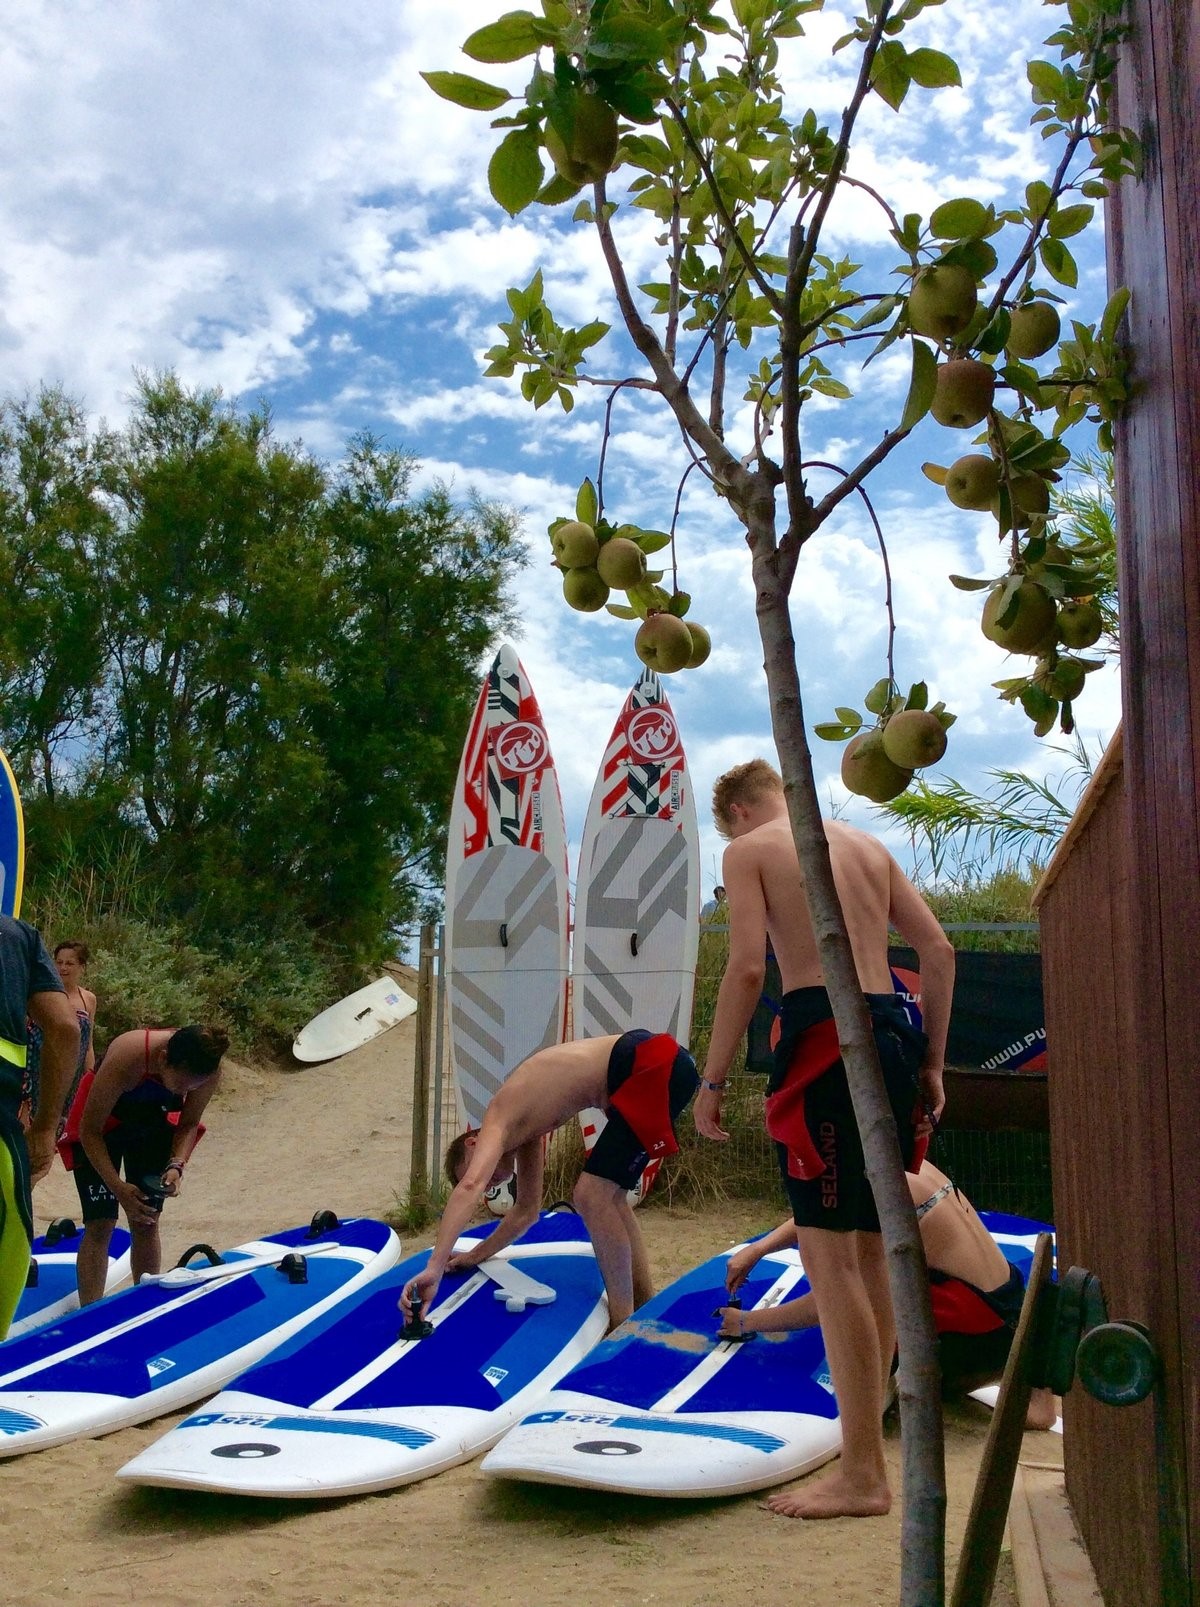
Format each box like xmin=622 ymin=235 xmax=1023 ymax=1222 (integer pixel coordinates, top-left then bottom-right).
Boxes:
xmin=400 ymin=1032 xmax=699 ymax=1330
xmin=59 ymin=1025 xmax=229 ymax=1303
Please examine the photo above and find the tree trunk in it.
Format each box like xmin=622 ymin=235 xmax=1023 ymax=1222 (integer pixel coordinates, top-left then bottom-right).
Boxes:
xmin=750 ymin=515 xmax=946 ymax=1605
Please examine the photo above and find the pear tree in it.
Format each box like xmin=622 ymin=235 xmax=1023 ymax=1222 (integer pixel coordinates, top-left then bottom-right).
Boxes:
xmin=425 ymin=3 xmax=1137 ymax=1597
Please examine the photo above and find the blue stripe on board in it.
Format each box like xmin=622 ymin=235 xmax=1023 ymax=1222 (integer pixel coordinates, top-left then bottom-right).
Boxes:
xmin=1 ymin=1241 xmax=378 ymax=1398
xmin=233 ymin=1212 xmax=600 ymax=1414
xmin=182 ymin=1411 xmax=436 ymax=1449
xmin=0 ymin=1407 xmax=43 ymax=1436
xmin=561 ymin=1259 xmax=783 ymax=1411
xmin=522 ymin=1409 xmax=786 ymax=1453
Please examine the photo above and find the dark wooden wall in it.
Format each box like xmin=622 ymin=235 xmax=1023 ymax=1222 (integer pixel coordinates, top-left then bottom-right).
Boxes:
xmin=1037 ymin=0 xmax=1199 ymax=1601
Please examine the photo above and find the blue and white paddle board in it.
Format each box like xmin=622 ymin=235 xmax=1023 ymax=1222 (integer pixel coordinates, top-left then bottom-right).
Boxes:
xmin=482 ymin=1209 xmax=1053 ymax=1496
xmin=117 ymin=1209 xmax=608 ymax=1497
xmin=9 ymin=1220 xmax=132 ymax=1340
xmin=0 ymin=1215 xmax=399 ymax=1457
xmin=0 ymin=745 xmax=24 ymax=917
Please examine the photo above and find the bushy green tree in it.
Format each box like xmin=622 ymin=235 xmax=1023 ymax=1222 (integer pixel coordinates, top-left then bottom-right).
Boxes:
xmin=13 ymin=373 xmax=524 ymax=962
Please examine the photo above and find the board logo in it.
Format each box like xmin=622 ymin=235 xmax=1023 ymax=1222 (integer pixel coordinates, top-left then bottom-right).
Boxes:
xmin=496 ymin=721 xmax=548 ymax=775
xmin=626 ymin=707 xmax=681 ymax=764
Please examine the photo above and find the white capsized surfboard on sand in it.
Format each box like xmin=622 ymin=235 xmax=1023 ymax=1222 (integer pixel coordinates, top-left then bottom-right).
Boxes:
xmin=292 ymin=976 xmax=416 ymax=1063
xmin=10 ymin=1220 xmax=132 ymax=1340
xmin=0 ymin=1214 xmax=399 ymax=1456
xmin=574 ymin=669 xmax=699 ymax=1200
xmin=445 ymin=644 xmax=569 ymax=1213
xmin=117 ymin=1209 xmax=607 ymax=1497
xmin=482 ymin=1209 xmax=1056 ymax=1495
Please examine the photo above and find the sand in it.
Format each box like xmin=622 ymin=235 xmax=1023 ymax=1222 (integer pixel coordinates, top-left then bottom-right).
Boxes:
xmin=8 ymin=998 xmax=1055 ymax=1606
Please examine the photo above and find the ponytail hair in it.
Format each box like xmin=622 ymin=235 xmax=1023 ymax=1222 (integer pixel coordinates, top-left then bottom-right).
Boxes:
xmin=166 ymin=1025 xmax=230 ymax=1081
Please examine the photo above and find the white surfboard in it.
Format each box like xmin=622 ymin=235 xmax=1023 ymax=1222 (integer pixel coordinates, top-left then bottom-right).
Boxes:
xmin=574 ymin=670 xmax=700 ymax=1199
xmin=292 ymin=976 xmax=416 ymax=1063
xmin=482 ymin=1210 xmax=1056 ymax=1495
xmin=116 ymin=1210 xmax=607 ymax=1498
xmin=9 ymin=1221 xmax=132 ymax=1340
xmin=0 ymin=1215 xmax=399 ymax=1456
xmin=445 ymin=644 xmax=569 ymax=1212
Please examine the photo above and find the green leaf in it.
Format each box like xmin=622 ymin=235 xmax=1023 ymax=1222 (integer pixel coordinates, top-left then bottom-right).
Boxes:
xmin=834 ymin=707 xmax=864 ymax=731
xmin=900 ymin=339 xmax=938 ymax=431
xmin=575 ymin=478 xmax=598 ymax=525
xmin=420 ymin=71 xmax=513 ymax=112
xmin=1025 ymin=180 xmax=1052 ymax=217
xmin=464 ymin=11 xmax=547 ymax=64
xmin=940 ymin=238 xmax=998 ymax=278
xmin=1039 ymin=237 xmax=1079 ymax=288
xmin=905 ymin=48 xmax=962 ymax=90
xmin=667 ymin=591 xmax=691 ymax=618
xmin=1026 ymin=60 xmax=1064 ymax=103
xmin=631 ymin=529 xmax=672 ymax=554
xmin=1100 ymin=286 xmax=1131 ymax=342
xmin=605 ymin=602 xmax=640 ymax=620
xmin=871 ymin=41 xmax=911 ymax=111
xmin=537 ymin=171 xmax=583 ymax=206
xmin=929 ymin=197 xmax=989 ymax=240
xmin=864 ymin=678 xmax=894 ymax=716
xmin=814 ymin=722 xmax=857 ymax=743
xmin=922 ymin=462 xmax=948 ymax=486
xmin=488 ymin=128 xmax=545 ymax=216
xmin=1048 ymin=202 xmax=1094 ymax=240
xmin=905 ymin=681 xmax=929 ymax=711
xmin=949 ymin=574 xmax=992 ymax=591
xmin=976 ymin=308 xmax=1012 ymax=357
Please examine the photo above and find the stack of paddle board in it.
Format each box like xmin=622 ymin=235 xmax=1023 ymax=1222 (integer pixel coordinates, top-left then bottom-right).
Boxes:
xmin=292 ymin=975 xmax=417 ymax=1064
xmin=0 ymin=1214 xmax=398 ymax=1456
xmin=445 ymin=644 xmax=569 ymax=1211
xmin=573 ymin=669 xmax=700 ymax=1200
xmin=9 ymin=1220 xmax=132 ymax=1340
xmin=118 ymin=1208 xmax=607 ymax=1497
xmin=482 ymin=1209 xmax=1053 ymax=1497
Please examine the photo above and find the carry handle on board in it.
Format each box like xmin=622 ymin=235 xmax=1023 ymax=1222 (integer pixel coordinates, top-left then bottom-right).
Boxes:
xmin=141 ymin=1241 xmax=339 ymax=1288
xmin=479 ymin=1257 xmax=557 ymax=1315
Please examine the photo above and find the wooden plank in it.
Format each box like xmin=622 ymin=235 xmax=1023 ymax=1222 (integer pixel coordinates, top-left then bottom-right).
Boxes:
xmin=950 ymin=1232 xmax=1054 ymax=1607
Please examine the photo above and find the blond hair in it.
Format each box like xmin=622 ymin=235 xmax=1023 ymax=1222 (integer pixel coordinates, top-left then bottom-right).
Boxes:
xmin=711 ymin=759 xmax=784 ymax=839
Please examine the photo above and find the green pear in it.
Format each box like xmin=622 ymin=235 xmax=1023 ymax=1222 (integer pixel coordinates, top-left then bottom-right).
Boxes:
xmin=1057 ymin=598 xmax=1103 ymax=649
xmin=545 ymin=93 xmax=619 ymax=185
xmin=634 ymin=612 xmax=693 ymax=673
xmin=982 ymin=580 xmax=1056 ymax=653
xmin=906 ymin=265 xmax=978 ymax=341
xmin=1006 ymin=302 xmax=1061 ymax=360
xmin=552 ymin=520 xmax=599 ymax=568
xmin=685 ymin=622 xmax=711 ymax=668
xmin=596 ymin=536 xmax=647 ymax=589
xmin=562 ymin=566 xmax=610 ymax=612
xmin=931 ymin=358 xmax=996 ymax=429
xmin=881 ymin=710 xmax=948 ymax=770
xmin=840 ymin=729 xmax=913 ymax=803
xmin=945 ymin=453 xmax=1002 ymax=511
xmin=1034 ymin=655 xmax=1087 ymax=701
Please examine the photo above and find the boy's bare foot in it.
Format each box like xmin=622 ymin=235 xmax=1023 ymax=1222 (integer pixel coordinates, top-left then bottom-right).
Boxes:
xmin=765 ymin=1472 xmax=892 ymax=1520
xmin=1024 ymin=1388 xmax=1060 ymax=1432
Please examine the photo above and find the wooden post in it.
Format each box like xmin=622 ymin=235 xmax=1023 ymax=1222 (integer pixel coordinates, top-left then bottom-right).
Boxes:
xmin=408 ymin=922 xmax=435 ymax=1214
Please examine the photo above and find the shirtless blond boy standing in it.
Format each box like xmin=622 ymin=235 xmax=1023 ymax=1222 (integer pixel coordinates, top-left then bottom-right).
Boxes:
xmin=694 ymin=760 xmax=954 ymax=1520
xmin=400 ymin=1031 xmax=698 ymax=1330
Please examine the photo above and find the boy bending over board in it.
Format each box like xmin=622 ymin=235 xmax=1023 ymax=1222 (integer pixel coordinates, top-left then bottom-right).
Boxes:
xmin=714 ymin=1159 xmax=1057 ymax=1432
xmin=400 ymin=1032 xmax=698 ymax=1329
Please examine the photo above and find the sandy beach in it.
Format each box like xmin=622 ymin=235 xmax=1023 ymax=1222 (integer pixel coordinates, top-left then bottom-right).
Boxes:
xmin=9 ymin=992 xmax=1053 ymax=1607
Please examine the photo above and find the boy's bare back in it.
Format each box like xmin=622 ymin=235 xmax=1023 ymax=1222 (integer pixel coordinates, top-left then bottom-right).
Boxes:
xmin=483 ymin=1035 xmax=620 ymax=1153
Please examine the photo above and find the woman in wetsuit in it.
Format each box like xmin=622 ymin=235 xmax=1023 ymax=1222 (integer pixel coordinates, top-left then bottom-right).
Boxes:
xmin=60 ymin=1024 xmax=228 ymax=1304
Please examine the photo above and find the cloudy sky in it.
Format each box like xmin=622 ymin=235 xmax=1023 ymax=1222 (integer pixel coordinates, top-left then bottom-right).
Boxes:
xmin=2 ymin=1 xmax=1120 ymax=896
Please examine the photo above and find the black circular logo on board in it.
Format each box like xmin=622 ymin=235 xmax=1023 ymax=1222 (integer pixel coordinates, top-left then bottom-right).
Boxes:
xmin=574 ymin=1439 xmax=642 ymax=1457
xmin=211 ymin=1442 xmax=282 ymax=1459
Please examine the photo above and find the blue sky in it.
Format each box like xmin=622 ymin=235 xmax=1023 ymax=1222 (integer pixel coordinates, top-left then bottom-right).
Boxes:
xmin=2 ymin=1 xmax=1120 ymax=896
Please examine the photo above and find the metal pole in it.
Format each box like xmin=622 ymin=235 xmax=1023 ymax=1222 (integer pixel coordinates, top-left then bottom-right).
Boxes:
xmin=408 ymin=922 xmax=434 ymax=1214
xmin=431 ymin=921 xmax=447 ymax=1178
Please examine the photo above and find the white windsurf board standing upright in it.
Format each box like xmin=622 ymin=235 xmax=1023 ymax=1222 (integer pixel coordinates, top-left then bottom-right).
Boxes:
xmin=573 ymin=670 xmax=700 ymax=1200
xmin=445 ymin=644 xmax=569 ymax=1211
